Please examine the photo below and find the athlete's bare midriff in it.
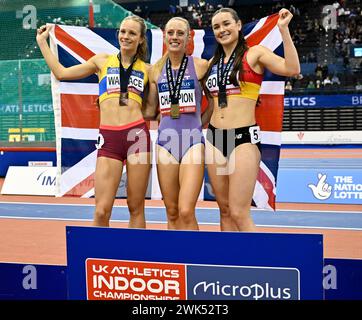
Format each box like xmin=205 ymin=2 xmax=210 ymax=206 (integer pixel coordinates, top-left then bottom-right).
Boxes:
xmin=99 ymin=97 xmax=144 ymax=126
xmin=210 ymin=96 xmax=257 ymax=129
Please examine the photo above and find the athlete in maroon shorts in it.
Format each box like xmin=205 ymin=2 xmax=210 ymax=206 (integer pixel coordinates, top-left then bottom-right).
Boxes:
xmin=37 ymin=16 xmax=152 ymax=228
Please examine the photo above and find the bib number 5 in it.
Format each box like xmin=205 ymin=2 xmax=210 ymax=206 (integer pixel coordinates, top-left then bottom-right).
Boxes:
xmin=249 ymin=126 xmax=261 ymax=144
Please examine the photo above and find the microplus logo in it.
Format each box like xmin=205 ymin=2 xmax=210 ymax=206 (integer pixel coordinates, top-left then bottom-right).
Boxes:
xmin=186 ymin=265 xmax=300 ymax=300
xmin=192 ymin=281 xmax=292 ymax=300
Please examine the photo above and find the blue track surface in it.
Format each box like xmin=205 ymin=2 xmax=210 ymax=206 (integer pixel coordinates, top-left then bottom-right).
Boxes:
xmin=0 ymin=202 xmax=361 ymax=230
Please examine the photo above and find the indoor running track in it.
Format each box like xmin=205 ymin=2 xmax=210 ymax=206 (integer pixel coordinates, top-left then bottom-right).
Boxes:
xmin=0 ymin=197 xmax=361 ymax=265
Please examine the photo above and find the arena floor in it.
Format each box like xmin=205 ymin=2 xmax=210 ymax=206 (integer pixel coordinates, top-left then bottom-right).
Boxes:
xmin=0 ymin=147 xmax=361 ymax=266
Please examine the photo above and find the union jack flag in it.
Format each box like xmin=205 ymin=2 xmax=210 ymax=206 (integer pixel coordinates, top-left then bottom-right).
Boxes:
xmin=49 ymin=13 xmax=284 ymax=210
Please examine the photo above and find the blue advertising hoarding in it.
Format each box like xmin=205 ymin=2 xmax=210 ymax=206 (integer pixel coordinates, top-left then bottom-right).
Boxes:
xmin=0 ymin=258 xmax=362 ymax=300
xmin=0 ymin=263 xmax=67 ymax=300
xmin=66 ymin=227 xmax=323 ymax=300
xmin=1 ymin=258 xmax=360 ymax=300
xmin=324 ymin=258 xmax=362 ymax=300
xmin=277 ymin=168 xmax=362 ymax=204
xmin=284 ymin=94 xmax=362 ymax=108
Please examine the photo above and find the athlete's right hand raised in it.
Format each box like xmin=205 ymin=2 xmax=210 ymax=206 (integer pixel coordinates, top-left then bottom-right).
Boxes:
xmin=36 ymin=25 xmax=51 ymax=43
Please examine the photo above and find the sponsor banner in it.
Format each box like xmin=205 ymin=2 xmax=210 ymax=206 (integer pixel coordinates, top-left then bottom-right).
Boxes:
xmin=85 ymin=259 xmax=299 ymax=301
xmin=284 ymin=94 xmax=362 ymax=108
xmin=0 ymin=104 xmax=53 ymax=113
xmin=0 ymin=259 xmax=360 ymax=300
xmin=0 ymin=263 xmax=67 ymax=300
xmin=1 ymin=166 xmax=56 ymax=196
xmin=277 ymin=169 xmax=362 ymax=204
xmin=187 ymin=265 xmax=299 ymax=300
xmin=66 ymin=227 xmax=323 ymax=300
xmin=282 ymin=131 xmax=362 ymax=144
xmin=86 ymin=259 xmax=186 ymax=300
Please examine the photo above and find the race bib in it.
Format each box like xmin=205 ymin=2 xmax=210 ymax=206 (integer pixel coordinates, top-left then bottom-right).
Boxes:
xmin=206 ymin=67 xmax=241 ymax=96
xmin=128 ymin=70 xmax=144 ymax=94
xmin=106 ymin=67 xmax=120 ymax=94
xmin=249 ymin=126 xmax=261 ymax=144
xmin=106 ymin=68 xmax=144 ymax=95
xmin=158 ymin=79 xmax=197 ymax=115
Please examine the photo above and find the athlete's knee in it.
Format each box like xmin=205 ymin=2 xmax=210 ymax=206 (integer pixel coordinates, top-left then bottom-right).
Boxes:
xmin=165 ymin=203 xmax=179 ymax=222
xmin=127 ymin=197 xmax=144 ymax=216
xmin=228 ymin=203 xmax=250 ymax=222
xmin=178 ymin=205 xmax=195 ymax=224
xmin=94 ymin=204 xmax=112 ymax=224
xmin=217 ymin=201 xmax=230 ymax=218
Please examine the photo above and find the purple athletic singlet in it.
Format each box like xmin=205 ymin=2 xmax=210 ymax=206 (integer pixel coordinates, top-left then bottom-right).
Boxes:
xmin=156 ymin=56 xmax=204 ymax=162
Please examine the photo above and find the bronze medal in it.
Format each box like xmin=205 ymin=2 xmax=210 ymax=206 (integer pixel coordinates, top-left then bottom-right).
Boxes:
xmin=117 ymin=52 xmax=136 ymax=107
xmin=218 ymin=100 xmax=227 ymax=109
xmin=119 ymin=92 xmax=128 ymax=106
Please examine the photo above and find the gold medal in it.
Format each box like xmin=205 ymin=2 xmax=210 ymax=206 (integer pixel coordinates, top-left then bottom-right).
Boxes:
xmin=170 ymin=103 xmax=180 ymax=119
xmin=119 ymin=92 xmax=128 ymax=106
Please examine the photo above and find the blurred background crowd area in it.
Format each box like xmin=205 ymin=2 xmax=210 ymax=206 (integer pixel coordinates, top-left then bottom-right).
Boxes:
xmin=125 ymin=0 xmax=362 ymax=94
xmin=1 ymin=0 xmax=361 ymax=94
xmin=0 ymin=0 xmax=361 ymax=144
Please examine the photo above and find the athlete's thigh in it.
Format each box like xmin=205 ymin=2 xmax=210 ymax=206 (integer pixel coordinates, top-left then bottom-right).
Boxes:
xmin=179 ymin=144 xmax=205 ymax=206
xmin=126 ymin=152 xmax=151 ymax=199
xmin=228 ymin=143 xmax=261 ymax=207
xmin=156 ymin=145 xmax=180 ymax=206
xmin=94 ymin=156 xmax=124 ymax=207
xmin=205 ymin=140 xmax=229 ymax=204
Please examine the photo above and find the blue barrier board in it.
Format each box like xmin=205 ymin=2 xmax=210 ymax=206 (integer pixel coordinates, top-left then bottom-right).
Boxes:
xmin=0 ymin=262 xmax=67 ymax=300
xmin=66 ymin=227 xmax=323 ymax=300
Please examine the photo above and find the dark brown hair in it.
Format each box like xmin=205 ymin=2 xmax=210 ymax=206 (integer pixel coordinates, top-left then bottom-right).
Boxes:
xmin=205 ymin=8 xmax=248 ymax=87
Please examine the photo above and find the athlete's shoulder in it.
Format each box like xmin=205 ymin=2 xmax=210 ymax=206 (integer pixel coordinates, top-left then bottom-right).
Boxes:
xmin=207 ymin=57 xmax=216 ymax=67
xmin=148 ymin=64 xmax=159 ymax=83
xmin=193 ymin=57 xmax=208 ymax=68
xmin=90 ymin=53 xmax=110 ymax=61
xmin=193 ymin=57 xmax=209 ymax=80
xmin=136 ymin=57 xmax=148 ymax=64
xmin=91 ymin=53 xmax=111 ymax=71
xmin=145 ymin=63 xmax=152 ymax=71
xmin=248 ymin=45 xmax=269 ymax=57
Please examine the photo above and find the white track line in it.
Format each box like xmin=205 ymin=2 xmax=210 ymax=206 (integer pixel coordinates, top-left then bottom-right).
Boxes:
xmin=0 ymin=201 xmax=361 ymax=214
xmin=0 ymin=215 xmax=361 ymax=231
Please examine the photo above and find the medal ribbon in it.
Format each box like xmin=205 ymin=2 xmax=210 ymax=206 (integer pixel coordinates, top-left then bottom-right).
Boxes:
xmin=217 ymin=49 xmax=236 ymax=108
xmin=118 ymin=52 xmax=136 ymax=103
xmin=166 ymin=55 xmax=188 ymax=106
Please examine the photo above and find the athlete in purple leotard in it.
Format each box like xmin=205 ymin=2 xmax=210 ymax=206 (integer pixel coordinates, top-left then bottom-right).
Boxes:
xmin=156 ymin=55 xmax=204 ymax=162
xmin=144 ymin=17 xmax=208 ymax=230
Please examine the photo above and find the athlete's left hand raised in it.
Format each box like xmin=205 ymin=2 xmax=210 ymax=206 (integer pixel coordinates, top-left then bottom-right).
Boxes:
xmin=277 ymin=8 xmax=293 ymax=30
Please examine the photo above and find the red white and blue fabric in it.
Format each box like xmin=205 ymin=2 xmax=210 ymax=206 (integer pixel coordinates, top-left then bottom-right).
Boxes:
xmin=49 ymin=13 xmax=284 ymax=209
